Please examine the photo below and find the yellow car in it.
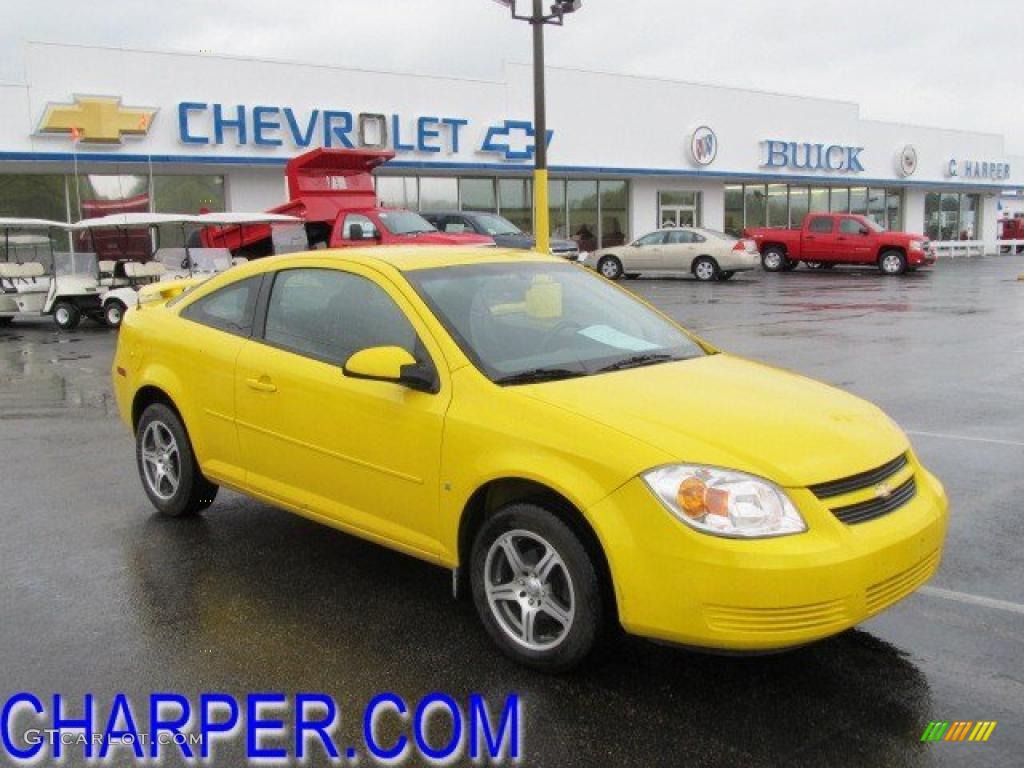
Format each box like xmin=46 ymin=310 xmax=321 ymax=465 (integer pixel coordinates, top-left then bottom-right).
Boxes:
xmin=112 ymin=247 xmax=948 ymax=670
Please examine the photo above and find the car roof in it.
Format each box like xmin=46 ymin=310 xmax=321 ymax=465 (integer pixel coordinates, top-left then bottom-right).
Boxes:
xmin=233 ymin=246 xmax=560 ymax=274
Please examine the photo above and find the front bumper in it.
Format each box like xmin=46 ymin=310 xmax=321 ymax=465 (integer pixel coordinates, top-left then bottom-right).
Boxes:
xmin=586 ymin=457 xmax=948 ymax=651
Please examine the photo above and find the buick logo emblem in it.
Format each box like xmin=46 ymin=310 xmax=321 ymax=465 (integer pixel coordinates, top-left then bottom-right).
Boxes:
xmin=690 ymin=126 xmax=718 ymax=166
xmin=898 ymin=145 xmax=918 ymax=177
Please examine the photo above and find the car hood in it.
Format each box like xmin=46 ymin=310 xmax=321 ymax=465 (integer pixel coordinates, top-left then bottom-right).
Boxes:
xmin=514 ymin=353 xmax=908 ymax=488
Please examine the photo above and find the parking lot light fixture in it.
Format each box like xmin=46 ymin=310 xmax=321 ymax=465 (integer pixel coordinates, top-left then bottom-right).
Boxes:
xmin=491 ymin=0 xmax=582 ymax=254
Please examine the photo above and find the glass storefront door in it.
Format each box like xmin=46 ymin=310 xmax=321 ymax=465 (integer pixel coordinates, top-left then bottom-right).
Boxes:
xmin=658 ymin=191 xmax=701 ymax=228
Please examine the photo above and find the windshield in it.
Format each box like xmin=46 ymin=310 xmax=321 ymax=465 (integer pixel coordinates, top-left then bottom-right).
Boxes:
xmin=378 ymin=211 xmax=438 ymax=235
xmin=472 ymin=214 xmax=523 ymax=236
xmin=408 ymin=262 xmax=705 ymax=384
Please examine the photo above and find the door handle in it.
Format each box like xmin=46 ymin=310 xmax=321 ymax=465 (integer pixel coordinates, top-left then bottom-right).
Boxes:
xmin=246 ymin=376 xmax=278 ymax=393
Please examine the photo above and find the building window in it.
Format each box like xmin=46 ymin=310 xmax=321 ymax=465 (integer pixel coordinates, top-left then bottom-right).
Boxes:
xmin=497 ymin=178 xmax=532 ymax=234
xmin=600 ymin=180 xmax=628 ymax=247
xmin=567 ymin=180 xmax=599 ymax=252
xmin=926 ymin=192 xmax=980 ymax=241
xmin=153 ymin=175 xmax=226 ymax=215
xmin=723 ymin=183 xmax=905 ymax=236
xmin=418 ymin=177 xmax=459 ymax=210
xmin=766 ymin=184 xmax=788 ymax=228
xmin=460 ymin=178 xmax=497 ymax=212
xmin=548 ymin=178 xmax=567 ymax=241
xmin=658 ymin=190 xmax=702 ymax=228
xmin=376 ymin=176 xmax=418 ymax=209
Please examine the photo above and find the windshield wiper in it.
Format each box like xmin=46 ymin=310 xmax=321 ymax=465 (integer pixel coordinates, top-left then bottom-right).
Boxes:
xmin=494 ymin=368 xmax=588 ymax=386
xmin=596 ymin=353 xmax=678 ymax=373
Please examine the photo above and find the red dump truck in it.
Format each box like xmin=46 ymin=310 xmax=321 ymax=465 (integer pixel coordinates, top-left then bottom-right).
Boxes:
xmin=203 ymin=148 xmax=494 ymax=255
xmin=744 ymin=213 xmax=936 ymax=275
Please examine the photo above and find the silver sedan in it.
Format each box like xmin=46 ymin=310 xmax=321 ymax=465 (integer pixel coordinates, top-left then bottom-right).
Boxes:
xmin=583 ymin=228 xmax=761 ymax=281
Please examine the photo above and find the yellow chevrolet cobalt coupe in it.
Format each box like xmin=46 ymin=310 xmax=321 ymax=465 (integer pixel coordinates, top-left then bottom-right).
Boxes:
xmin=113 ymin=247 xmax=947 ymax=670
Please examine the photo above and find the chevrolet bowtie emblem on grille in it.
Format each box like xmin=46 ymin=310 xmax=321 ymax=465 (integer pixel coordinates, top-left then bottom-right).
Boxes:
xmin=874 ymin=482 xmax=894 ymax=500
xmin=37 ymin=95 xmax=157 ymax=144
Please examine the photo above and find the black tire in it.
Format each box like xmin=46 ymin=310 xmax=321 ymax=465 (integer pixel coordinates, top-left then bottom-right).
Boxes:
xmin=804 ymin=261 xmax=824 ymax=269
xmin=104 ymin=300 xmax=127 ymax=329
xmin=470 ymin=502 xmax=603 ymax=672
xmin=822 ymin=263 xmax=836 ymax=270
xmin=781 ymin=258 xmax=799 ymax=272
xmin=692 ymin=256 xmax=720 ymax=282
xmin=761 ymin=246 xmax=787 ymax=272
xmin=624 ymin=273 xmax=640 ymax=280
xmin=52 ymin=300 xmax=81 ymax=330
xmin=596 ymin=256 xmax=623 ymax=280
xmin=878 ymin=249 xmax=907 ymax=276
xmin=136 ymin=403 xmax=218 ymax=517
xmin=717 ymin=271 xmax=735 ymax=281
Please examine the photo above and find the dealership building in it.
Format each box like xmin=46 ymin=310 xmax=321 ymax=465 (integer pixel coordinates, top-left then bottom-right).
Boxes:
xmin=1 ymin=42 xmax=1021 ymax=251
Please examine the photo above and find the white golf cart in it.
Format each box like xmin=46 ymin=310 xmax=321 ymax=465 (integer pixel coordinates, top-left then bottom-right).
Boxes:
xmin=0 ymin=217 xmax=112 ymax=330
xmin=98 ymin=212 xmax=303 ymax=328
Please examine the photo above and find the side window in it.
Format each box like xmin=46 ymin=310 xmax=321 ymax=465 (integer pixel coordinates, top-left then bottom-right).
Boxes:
xmin=439 ymin=217 xmax=469 ymax=234
xmin=665 ymin=230 xmax=694 ymax=244
xmin=341 ymin=214 xmax=379 ymax=241
xmin=636 ymin=232 xmax=666 ymax=246
xmin=808 ymin=217 xmax=834 ymax=234
xmin=263 ymin=268 xmax=418 ymax=366
xmin=839 ymin=218 xmax=864 ymax=235
xmin=181 ymin=276 xmax=261 ymax=336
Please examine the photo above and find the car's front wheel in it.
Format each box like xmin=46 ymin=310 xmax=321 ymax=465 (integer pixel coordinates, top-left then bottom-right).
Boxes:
xmin=597 ymin=256 xmax=624 ymax=280
xmin=136 ymin=403 xmax=218 ymax=517
xmin=52 ymin=301 xmax=81 ymax=330
xmin=471 ymin=503 xmax=603 ymax=671
xmin=879 ymin=249 xmax=907 ymax=276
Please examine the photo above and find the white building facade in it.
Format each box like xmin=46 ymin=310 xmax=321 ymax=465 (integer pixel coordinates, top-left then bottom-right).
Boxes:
xmin=1 ymin=42 xmax=1020 ymax=251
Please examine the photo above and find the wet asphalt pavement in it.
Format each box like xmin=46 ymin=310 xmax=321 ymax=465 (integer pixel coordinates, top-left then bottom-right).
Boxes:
xmin=1 ymin=256 xmax=1022 ymax=767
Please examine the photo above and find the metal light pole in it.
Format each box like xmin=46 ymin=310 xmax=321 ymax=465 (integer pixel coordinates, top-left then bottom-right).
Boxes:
xmin=492 ymin=0 xmax=582 ymax=253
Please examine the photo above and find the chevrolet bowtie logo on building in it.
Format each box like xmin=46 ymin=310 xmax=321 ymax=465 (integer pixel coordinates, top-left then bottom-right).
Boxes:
xmin=921 ymin=720 xmax=997 ymax=743
xmin=480 ymin=120 xmax=554 ymax=161
xmin=37 ymin=95 xmax=158 ymax=144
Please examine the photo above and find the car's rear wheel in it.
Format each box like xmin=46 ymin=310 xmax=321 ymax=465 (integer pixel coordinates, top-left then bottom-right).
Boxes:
xmin=104 ymin=300 xmax=127 ymax=329
xmin=136 ymin=403 xmax=218 ymax=517
xmin=879 ymin=249 xmax=907 ymax=276
xmin=692 ymin=256 xmax=720 ymax=282
xmin=471 ymin=502 xmax=603 ymax=671
xmin=717 ymin=271 xmax=735 ymax=281
xmin=52 ymin=301 xmax=81 ymax=331
xmin=597 ymin=256 xmax=624 ymax=280
xmin=761 ymin=246 xmax=786 ymax=272
xmin=804 ymin=261 xmax=824 ymax=269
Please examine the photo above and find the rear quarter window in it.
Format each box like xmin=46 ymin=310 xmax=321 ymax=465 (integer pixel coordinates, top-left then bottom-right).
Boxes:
xmin=180 ymin=276 xmax=262 ymax=337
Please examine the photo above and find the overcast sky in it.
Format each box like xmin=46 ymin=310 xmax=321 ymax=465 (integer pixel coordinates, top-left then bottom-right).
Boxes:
xmin=3 ymin=0 xmax=1022 ymax=153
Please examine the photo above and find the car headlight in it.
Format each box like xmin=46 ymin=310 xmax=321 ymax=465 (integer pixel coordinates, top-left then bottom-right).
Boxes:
xmin=909 ymin=240 xmax=924 ymax=251
xmin=642 ymin=465 xmax=807 ymax=538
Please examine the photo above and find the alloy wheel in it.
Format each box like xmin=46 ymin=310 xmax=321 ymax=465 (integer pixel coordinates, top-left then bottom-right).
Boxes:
xmin=484 ymin=529 xmax=575 ymax=652
xmin=141 ymin=421 xmax=181 ymax=501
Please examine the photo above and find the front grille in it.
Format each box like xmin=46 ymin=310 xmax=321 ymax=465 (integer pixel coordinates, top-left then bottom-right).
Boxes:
xmin=809 ymin=454 xmax=908 ymax=499
xmin=831 ymin=476 xmax=917 ymax=525
xmin=866 ymin=549 xmax=940 ymax=614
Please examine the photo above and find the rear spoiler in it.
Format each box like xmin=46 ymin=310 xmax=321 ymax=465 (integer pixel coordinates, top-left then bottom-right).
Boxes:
xmin=137 ymin=276 xmax=207 ymax=306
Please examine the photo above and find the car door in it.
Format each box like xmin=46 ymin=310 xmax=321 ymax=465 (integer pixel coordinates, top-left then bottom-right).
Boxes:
xmin=662 ymin=229 xmax=698 ymax=271
xmin=233 ymin=262 xmax=451 ymax=559
xmin=803 ymin=216 xmax=836 ymax=260
xmin=175 ymin=275 xmax=265 ymax=488
xmin=622 ymin=231 xmax=668 ymax=270
xmin=836 ymin=217 xmax=874 ymax=263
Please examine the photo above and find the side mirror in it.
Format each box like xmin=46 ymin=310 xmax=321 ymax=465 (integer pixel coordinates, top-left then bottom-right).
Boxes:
xmin=343 ymin=346 xmax=437 ymax=393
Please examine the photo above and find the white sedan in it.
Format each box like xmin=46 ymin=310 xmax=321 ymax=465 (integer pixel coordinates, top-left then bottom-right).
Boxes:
xmin=582 ymin=228 xmax=760 ymax=281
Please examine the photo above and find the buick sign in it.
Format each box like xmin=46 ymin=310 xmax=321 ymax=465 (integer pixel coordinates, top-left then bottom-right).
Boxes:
xmin=690 ymin=126 xmax=717 ymax=166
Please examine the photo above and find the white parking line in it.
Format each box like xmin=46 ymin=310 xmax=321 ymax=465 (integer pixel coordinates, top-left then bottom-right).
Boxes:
xmin=906 ymin=430 xmax=1024 ymax=448
xmin=918 ymin=586 xmax=1024 ymax=617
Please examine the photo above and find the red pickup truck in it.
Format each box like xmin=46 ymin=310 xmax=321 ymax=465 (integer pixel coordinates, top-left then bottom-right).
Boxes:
xmin=744 ymin=213 xmax=936 ymax=275
xmin=203 ymin=148 xmax=494 ymax=255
